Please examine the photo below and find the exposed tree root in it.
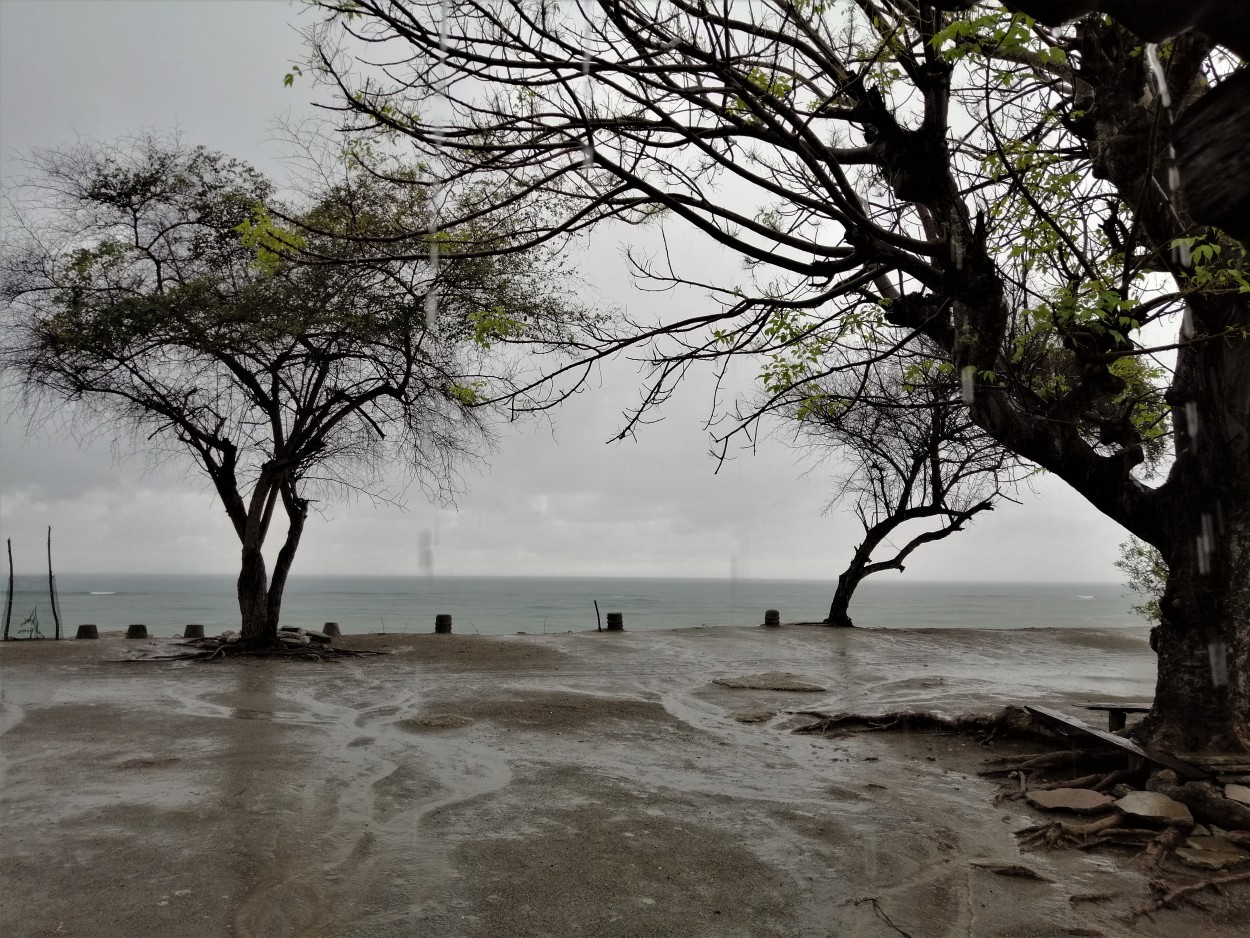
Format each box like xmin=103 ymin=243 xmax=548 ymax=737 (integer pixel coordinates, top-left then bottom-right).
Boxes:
xmin=1130 ymin=871 xmax=1250 ymax=921
xmin=1016 ymin=814 xmax=1122 ymax=849
xmin=978 ymin=749 xmax=1109 ymax=776
xmin=1147 ymin=770 xmax=1250 ymax=831
xmin=1075 ymin=828 xmax=1157 ymax=850
xmin=795 ymin=706 xmax=1061 ymax=743
xmin=845 ymin=897 xmax=915 ymax=938
xmin=128 ymin=638 xmax=384 ymax=663
xmin=1137 ymin=825 xmax=1188 ymax=870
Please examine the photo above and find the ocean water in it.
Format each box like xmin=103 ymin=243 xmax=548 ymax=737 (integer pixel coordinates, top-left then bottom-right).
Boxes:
xmin=2 ymin=574 xmax=1149 ymax=638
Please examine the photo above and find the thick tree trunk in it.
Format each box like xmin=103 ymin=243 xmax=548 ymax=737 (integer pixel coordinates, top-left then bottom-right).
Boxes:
xmin=1137 ymin=292 xmax=1250 ymax=754
xmin=237 ymin=541 xmax=272 ymax=646
xmin=825 ymin=569 xmax=860 ymax=627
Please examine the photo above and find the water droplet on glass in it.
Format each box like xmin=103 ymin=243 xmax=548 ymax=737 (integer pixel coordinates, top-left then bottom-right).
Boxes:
xmin=1180 ymin=307 xmax=1194 ymax=340
xmin=1208 ymin=640 xmax=1228 ymax=688
xmin=426 ymin=182 xmax=444 ymax=328
xmin=1143 ymin=44 xmax=1172 ymax=111
xmin=1195 ymin=512 xmax=1215 ymax=576
xmin=960 ymin=365 xmax=976 ymax=405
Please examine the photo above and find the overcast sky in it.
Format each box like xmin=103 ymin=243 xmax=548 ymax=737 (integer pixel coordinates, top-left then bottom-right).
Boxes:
xmin=0 ymin=0 xmax=1137 ymax=581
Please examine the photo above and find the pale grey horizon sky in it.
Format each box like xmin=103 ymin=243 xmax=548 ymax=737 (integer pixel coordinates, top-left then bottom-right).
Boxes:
xmin=0 ymin=0 xmax=1136 ymax=582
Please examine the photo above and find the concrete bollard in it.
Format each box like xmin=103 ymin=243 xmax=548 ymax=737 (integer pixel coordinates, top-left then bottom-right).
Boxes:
xmin=323 ymin=622 xmax=341 ymax=638
xmin=434 ymin=614 xmax=453 ymax=634
xmin=183 ymin=624 xmax=205 ymax=639
xmin=75 ymin=624 xmax=99 ymax=640
xmin=126 ymin=624 xmax=148 ymax=640
xmin=606 ymin=612 xmax=624 ymax=632
xmin=763 ymin=609 xmax=781 ymax=628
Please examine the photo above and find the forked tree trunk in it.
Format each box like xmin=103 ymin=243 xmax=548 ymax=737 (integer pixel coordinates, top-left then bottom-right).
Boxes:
xmin=236 ymin=488 xmax=309 ymax=647
xmin=238 ymin=542 xmax=272 ymax=646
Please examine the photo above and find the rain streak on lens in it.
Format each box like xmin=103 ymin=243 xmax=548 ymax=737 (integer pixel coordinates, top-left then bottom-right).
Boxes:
xmin=425 ymin=0 xmax=452 ymax=328
xmin=1144 ymin=43 xmax=1191 ymax=267
xmin=1208 ymin=640 xmax=1229 ymax=687
xmin=580 ymin=15 xmax=594 ymax=169
xmin=960 ymin=365 xmax=976 ymax=405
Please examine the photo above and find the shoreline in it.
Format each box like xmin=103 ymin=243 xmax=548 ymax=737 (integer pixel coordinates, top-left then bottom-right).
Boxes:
xmin=5 ymin=623 xmax=1239 ymax=937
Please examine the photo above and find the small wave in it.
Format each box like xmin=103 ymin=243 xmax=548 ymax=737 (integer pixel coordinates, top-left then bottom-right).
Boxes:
xmin=1076 ymin=595 xmax=1095 ymax=600
xmin=88 ymin=591 xmax=118 ymax=596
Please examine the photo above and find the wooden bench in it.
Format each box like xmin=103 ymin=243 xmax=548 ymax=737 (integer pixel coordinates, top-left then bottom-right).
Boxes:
xmin=1084 ymin=702 xmax=1152 ymax=731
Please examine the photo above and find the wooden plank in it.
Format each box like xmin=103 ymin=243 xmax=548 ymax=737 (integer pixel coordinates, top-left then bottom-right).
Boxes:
xmin=1025 ymin=705 xmax=1208 ymax=780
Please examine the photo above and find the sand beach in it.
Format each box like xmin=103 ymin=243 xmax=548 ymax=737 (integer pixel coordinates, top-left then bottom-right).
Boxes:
xmin=1 ymin=623 xmax=1246 ymax=937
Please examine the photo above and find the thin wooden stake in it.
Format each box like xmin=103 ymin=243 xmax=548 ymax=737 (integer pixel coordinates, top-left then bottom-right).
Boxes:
xmin=594 ymin=599 xmax=602 ymax=632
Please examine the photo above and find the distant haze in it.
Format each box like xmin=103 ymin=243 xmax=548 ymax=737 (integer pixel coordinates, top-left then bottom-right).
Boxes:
xmin=0 ymin=0 xmax=1132 ymax=582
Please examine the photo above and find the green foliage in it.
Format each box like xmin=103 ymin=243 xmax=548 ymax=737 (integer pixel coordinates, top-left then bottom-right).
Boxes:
xmin=467 ymin=305 xmax=526 ymax=348
xmin=1172 ymin=237 xmax=1250 ymax=293
xmin=930 ymin=9 xmax=1065 ymax=68
xmin=1115 ymin=537 xmax=1166 ymax=625
xmin=234 ymin=203 xmax=307 ymax=274
xmin=446 ymin=381 xmax=484 ymax=405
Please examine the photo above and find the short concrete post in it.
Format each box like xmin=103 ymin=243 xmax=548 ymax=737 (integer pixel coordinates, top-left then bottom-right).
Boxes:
xmin=606 ymin=612 xmax=624 ymax=632
xmin=75 ymin=624 xmax=99 ymax=640
xmin=763 ymin=609 xmax=781 ymax=628
xmin=434 ymin=614 xmax=453 ymax=634
xmin=126 ymin=624 xmax=148 ymax=640
xmin=183 ymin=624 xmax=205 ymax=639
xmin=323 ymin=622 xmax=341 ymax=638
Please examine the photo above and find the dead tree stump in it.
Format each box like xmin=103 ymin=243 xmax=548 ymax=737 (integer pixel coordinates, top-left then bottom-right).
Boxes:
xmin=763 ymin=609 xmax=781 ymax=628
xmin=75 ymin=624 xmax=99 ymax=640
xmin=323 ymin=622 xmax=341 ymax=638
xmin=125 ymin=624 xmax=148 ymax=639
xmin=434 ymin=614 xmax=453 ymax=634
xmin=183 ymin=624 xmax=205 ymax=639
xmin=606 ymin=612 xmax=624 ymax=631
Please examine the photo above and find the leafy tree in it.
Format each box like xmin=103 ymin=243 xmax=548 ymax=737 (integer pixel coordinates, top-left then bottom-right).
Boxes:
xmin=307 ymin=2 xmax=1250 ymax=753
xmin=0 ymin=136 xmax=584 ymax=646
xmin=779 ymin=348 xmax=1021 ymax=626
xmin=1116 ymin=536 xmax=1168 ymax=627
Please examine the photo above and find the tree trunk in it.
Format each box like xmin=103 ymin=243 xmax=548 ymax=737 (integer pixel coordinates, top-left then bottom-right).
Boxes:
xmin=237 ymin=541 xmax=272 ymax=646
xmin=826 ymin=568 xmax=859 ymax=627
xmin=264 ymin=488 xmax=308 ymax=636
xmin=1137 ymin=300 xmax=1250 ymax=753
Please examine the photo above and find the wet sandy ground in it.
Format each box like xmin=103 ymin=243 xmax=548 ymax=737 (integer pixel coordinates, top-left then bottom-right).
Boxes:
xmin=1 ymin=624 xmax=1245 ymax=937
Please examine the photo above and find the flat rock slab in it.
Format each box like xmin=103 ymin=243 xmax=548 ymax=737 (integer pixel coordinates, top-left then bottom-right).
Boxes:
xmin=1185 ymin=835 xmax=1250 ymax=856
xmin=713 ymin=672 xmax=826 ymax=692
xmin=1226 ymin=783 xmax=1250 ymax=806
xmin=1025 ymin=788 xmax=1114 ymax=814
xmin=732 ymin=710 xmax=776 ymax=724
xmin=1176 ymin=846 xmax=1250 ymax=871
xmin=1113 ymin=790 xmax=1193 ymax=825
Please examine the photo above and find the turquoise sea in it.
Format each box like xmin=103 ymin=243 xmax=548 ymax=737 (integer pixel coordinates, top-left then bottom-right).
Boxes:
xmin=2 ymin=574 xmax=1149 ymax=638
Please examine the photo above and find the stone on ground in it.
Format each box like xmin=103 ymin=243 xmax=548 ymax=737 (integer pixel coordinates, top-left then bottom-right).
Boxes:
xmin=712 ymin=672 xmax=826 ymax=692
xmin=1024 ymin=788 xmax=1114 ymax=814
xmin=1113 ymin=790 xmax=1193 ymax=826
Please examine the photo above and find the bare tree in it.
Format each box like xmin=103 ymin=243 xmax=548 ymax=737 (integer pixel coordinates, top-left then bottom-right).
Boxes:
xmin=304 ymin=2 xmax=1249 ymax=753
xmin=0 ymin=135 xmax=586 ymax=646
xmin=780 ymin=350 xmax=1021 ymax=626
